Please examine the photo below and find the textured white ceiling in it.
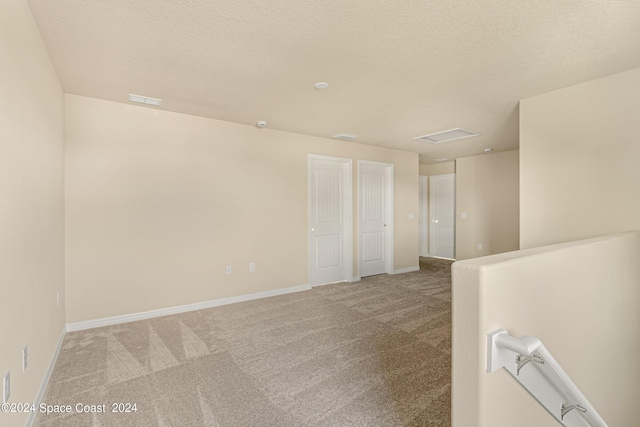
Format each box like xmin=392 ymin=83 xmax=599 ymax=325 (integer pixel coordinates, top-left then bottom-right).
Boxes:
xmin=27 ymin=0 xmax=640 ymax=163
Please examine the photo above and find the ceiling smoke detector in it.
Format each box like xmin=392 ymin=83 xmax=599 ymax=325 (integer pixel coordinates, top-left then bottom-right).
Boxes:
xmin=484 ymin=148 xmax=494 ymax=153
xmin=414 ymin=128 xmax=479 ymax=144
xmin=314 ymin=82 xmax=329 ymax=90
xmin=256 ymin=121 xmax=268 ymax=128
xmin=332 ymin=133 xmax=358 ymax=141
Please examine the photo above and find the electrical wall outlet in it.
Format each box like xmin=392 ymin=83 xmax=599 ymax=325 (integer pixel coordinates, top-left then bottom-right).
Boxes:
xmin=57 ymin=291 xmax=60 ymax=307
xmin=3 ymin=371 xmax=9 ymax=404
xmin=477 ymin=243 xmax=483 ymax=251
xmin=249 ymin=262 xmax=256 ymax=273
xmin=22 ymin=346 xmax=28 ymax=371
xmin=225 ymin=265 xmax=232 ymax=274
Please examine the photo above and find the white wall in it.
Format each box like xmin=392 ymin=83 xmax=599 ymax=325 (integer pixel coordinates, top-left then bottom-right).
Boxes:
xmin=419 ymin=161 xmax=455 ymax=177
xmin=0 ymin=1 xmax=65 ymax=426
xmin=452 ymin=232 xmax=640 ymax=426
xmin=520 ymin=67 xmax=640 ymax=249
xmin=455 ymin=150 xmax=519 ymax=260
xmin=65 ymin=95 xmax=419 ymax=324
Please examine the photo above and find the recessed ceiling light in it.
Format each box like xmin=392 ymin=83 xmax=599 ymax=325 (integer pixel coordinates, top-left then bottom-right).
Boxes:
xmin=332 ymin=133 xmax=358 ymax=141
xmin=414 ymin=128 xmax=479 ymax=144
xmin=484 ymin=148 xmax=494 ymax=153
xmin=128 ymin=93 xmax=162 ymax=106
xmin=435 ymin=158 xmax=449 ymax=162
xmin=314 ymin=82 xmax=329 ymax=90
xmin=256 ymin=121 xmax=268 ymax=128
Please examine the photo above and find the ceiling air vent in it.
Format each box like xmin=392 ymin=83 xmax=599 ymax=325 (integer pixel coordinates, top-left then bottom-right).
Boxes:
xmin=128 ymin=94 xmax=162 ymax=107
xmin=414 ymin=128 xmax=479 ymax=144
xmin=332 ymin=133 xmax=358 ymax=141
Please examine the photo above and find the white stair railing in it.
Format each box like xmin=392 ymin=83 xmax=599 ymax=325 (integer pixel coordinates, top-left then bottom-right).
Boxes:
xmin=487 ymin=329 xmax=607 ymax=426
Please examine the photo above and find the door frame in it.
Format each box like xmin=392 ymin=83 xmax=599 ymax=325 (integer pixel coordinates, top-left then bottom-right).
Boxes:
xmin=357 ymin=160 xmax=394 ymax=278
xmin=429 ymin=173 xmax=456 ymax=260
xmin=308 ymin=155 xmax=353 ymax=286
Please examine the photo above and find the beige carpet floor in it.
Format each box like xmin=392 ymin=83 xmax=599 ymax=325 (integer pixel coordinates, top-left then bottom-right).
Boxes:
xmin=34 ymin=258 xmax=452 ymax=427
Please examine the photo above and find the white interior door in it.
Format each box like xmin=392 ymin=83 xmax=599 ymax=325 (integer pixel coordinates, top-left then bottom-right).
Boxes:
xmin=309 ymin=156 xmax=352 ymax=286
xmin=358 ymin=161 xmax=393 ymax=278
xmin=429 ymin=174 xmax=455 ymax=259
xmin=419 ymin=176 xmax=429 ymax=257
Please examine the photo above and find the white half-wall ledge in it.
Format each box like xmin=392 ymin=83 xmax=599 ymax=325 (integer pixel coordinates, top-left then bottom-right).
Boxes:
xmin=66 ymin=284 xmax=311 ymax=332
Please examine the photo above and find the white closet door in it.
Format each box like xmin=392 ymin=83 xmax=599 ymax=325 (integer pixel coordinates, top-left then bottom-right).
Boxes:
xmin=429 ymin=174 xmax=455 ymax=259
xmin=359 ymin=162 xmax=390 ymax=277
xmin=419 ymin=176 xmax=429 ymax=257
xmin=309 ymin=156 xmax=352 ymax=285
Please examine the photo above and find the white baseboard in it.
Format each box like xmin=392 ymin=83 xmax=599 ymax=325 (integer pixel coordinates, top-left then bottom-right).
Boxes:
xmin=26 ymin=328 xmax=66 ymax=427
xmin=66 ymin=284 xmax=311 ymax=332
xmin=392 ymin=266 xmax=420 ymax=274
xmin=310 ymin=280 xmax=347 ymax=288
xmin=311 ymin=277 xmax=361 ymax=287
